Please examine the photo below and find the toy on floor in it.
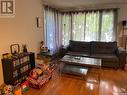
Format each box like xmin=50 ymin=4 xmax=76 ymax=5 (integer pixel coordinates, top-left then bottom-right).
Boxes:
xmin=40 ymin=41 xmax=48 ymax=52
xmin=21 ymin=81 xmax=29 ymax=93
xmin=29 ymin=67 xmax=43 ymax=79
xmin=14 ymin=83 xmax=22 ymax=95
xmin=27 ymin=66 xmax=52 ymax=89
xmin=3 ymin=85 xmax=14 ymax=95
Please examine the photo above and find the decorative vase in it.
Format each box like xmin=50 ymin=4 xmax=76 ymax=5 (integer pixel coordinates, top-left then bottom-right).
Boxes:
xmin=23 ymin=45 xmax=27 ymax=53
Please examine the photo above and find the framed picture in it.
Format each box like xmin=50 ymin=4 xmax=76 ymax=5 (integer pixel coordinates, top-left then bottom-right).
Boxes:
xmin=10 ymin=44 xmax=20 ymax=54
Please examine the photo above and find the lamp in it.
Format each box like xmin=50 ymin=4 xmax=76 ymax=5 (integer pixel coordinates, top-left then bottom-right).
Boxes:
xmin=122 ymin=20 xmax=127 ymax=52
xmin=122 ymin=20 xmax=127 ymax=26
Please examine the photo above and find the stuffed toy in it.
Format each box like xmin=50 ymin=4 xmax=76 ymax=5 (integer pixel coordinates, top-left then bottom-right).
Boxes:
xmin=3 ymin=85 xmax=14 ymax=95
xmin=30 ymin=70 xmax=38 ymax=79
xmin=27 ymin=67 xmax=52 ymax=89
xmin=35 ymin=67 xmax=43 ymax=75
xmin=29 ymin=67 xmax=43 ymax=79
xmin=40 ymin=41 xmax=48 ymax=52
xmin=21 ymin=81 xmax=29 ymax=93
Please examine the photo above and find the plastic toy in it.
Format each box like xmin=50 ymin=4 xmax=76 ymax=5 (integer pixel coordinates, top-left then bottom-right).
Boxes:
xmin=14 ymin=83 xmax=22 ymax=95
xmin=21 ymin=81 xmax=29 ymax=93
xmin=4 ymin=85 xmax=14 ymax=95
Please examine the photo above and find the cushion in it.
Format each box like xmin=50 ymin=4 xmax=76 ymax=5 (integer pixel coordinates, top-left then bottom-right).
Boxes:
xmin=66 ymin=51 xmax=90 ymax=57
xmin=91 ymin=54 xmax=118 ymax=63
xmin=91 ymin=41 xmax=117 ymax=54
xmin=69 ymin=40 xmax=90 ymax=53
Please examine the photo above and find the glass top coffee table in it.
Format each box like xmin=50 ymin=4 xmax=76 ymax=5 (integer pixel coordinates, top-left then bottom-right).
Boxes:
xmin=59 ymin=55 xmax=101 ymax=78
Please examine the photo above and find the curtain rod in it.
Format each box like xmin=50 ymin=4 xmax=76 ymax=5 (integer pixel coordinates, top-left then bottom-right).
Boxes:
xmin=43 ymin=5 xmax=119 ymax=13
xmin=60 ymin=8 xmax=120 ymax=13
xmin=43 ymin=5 xmax=61 ymax=11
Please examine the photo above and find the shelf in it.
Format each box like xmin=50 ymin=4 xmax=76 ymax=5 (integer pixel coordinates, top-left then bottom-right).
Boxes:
xmin=13 ymin=65 xmax=20 ymax=71
xmin=20 ymin=70 xmax=30 ymax=78
xmin=20 ymin=61 xmax=30 ymax=68
xmin=2 ymin=52 xmax=35 ymax=85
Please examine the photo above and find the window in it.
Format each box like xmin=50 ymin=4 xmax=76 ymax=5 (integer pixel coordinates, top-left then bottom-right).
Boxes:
xmin=44 ymin=7 xmax=118 ymax=49
xmin=62 ymin=9 xmax=117 ymax=46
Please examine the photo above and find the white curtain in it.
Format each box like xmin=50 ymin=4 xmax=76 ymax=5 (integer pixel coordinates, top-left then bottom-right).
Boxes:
xmin=101 ymin=10 xmax=115 ymax=41
xmin=61 ymin=9 xmax=117 ymax=45
xmin=62 ymin=13 xmax=71 ymax=46
xmin=44 ymin=7 xmax=62 ymax=52
xmin=44 ymin=7 xmax=117 ymax=47
xmin=72 ymin=12 xmax=85 ymax=41
xmin=56 ymin=12 xmax=63 ymax=49
xmin=85 ymin=11 xmax=100 ymax=41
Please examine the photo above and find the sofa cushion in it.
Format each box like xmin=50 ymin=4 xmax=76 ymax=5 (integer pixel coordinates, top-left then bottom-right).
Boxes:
xmin=91 ymin=54 xmax=119 ymax=68
xmin=66 ymin=51 xmax=90 ymax=57
xmin=91 ymin=41 xmax=117 ymax=54
xmin=91 ymin=54 xmax=118 ymax=63
xmin=69 ymin=40 xmax=90 ymax=54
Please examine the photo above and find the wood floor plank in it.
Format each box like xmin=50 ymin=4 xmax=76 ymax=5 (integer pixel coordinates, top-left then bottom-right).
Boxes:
xmin=23 ymin=68 xmax=127 ymax=95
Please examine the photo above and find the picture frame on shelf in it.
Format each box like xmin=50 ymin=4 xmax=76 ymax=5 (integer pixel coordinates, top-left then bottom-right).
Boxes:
xmin=10 ymin=44 xmax=20 ymax=55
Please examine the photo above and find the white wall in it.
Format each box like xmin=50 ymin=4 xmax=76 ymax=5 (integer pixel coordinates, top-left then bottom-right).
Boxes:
xmin=118 ymin=4 xmax=127 ymax=22
xmin=0 ymin=0 xmax=127 ymax=85
xmin=0 ymin=0 xmax=44 ymax=85
xmin=117 ymin=4 xmax=127 ymax=47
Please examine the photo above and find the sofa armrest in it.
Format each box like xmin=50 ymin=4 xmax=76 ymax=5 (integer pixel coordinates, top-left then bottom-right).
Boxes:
xmin=63 ymin=45 xmax=70 ymax=50
xmin=57 ymin=45 xmax=70 ymax=58
xmin=61 ymin=45 xmax=70 ymax=53
xmin=116 ymin=47 xmax=126 ymax=69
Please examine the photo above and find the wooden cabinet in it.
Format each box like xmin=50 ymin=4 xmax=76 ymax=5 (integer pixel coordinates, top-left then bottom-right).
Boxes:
xmin=2 ymin=52 xmax=35 ymax=85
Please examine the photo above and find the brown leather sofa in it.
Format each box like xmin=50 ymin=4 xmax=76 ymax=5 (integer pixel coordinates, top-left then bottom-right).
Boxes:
xmin=63 ymin=40 xmax=126 ymax=69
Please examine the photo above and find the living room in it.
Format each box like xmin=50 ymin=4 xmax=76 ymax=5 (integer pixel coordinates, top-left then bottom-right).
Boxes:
xmin=0 ymin=0 xmax=127 ymax=95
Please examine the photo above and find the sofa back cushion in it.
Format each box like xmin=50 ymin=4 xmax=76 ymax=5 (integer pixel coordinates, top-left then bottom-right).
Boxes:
xmin=91 ymin=41 xmax=117 ymax=54
xmin=69 ymin=40 xmax=90 ymax=53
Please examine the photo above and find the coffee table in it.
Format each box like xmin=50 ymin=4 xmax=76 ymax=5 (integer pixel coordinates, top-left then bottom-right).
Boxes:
xmin=59 ymin=55 xmax=102 ymax=82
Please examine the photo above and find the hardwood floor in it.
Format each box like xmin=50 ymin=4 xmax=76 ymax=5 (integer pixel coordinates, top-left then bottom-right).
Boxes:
xmin=24 ymin=68 xmax=127 ymax=95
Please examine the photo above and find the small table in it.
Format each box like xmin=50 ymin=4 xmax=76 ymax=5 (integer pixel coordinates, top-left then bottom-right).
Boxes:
xmin=60 ymin=55 xmax=101 ymax=68
xmin=37 ymin=51 xmax=57 ymax=62
xmin=59 ymin=55 xmax=102 ymax=82
xmin=61 ymin=64 xmax=88 ymax=77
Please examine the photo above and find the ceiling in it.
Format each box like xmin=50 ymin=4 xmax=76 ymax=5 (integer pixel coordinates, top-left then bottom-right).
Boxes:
xmin=42 ymin=0 xmax=127 ymax=9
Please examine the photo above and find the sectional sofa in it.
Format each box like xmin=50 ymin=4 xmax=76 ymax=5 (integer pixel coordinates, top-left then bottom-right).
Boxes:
xmin=63 ymin=40 xmax=126 ymax=69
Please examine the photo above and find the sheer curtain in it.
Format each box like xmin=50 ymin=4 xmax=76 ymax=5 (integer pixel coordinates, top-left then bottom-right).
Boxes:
xmin=72 ymin=11 xmax=100 ymax=41
xmin=62 ymin=9 xmax=117 ymax=46
xmin=62 ymin=13 xmax=71 ymax=46
xmin=85 ymin=11 xmax=100 ymax=41
xmin=44 ymin=7 xmax=62 ymax=52
xmin=44 ymin=7 xmax=118 ymax=47
xmin=56 ymin=12 xmax=63 ymax=49
xmin=72 ymin=12 xmax=85 ymax=41
xmin=101 ymin=10 xmax=115 ymax=41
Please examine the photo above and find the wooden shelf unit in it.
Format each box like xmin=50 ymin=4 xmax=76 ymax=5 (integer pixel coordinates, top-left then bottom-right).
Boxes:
xmin=2 ymin=52 xmax=35 ymax=85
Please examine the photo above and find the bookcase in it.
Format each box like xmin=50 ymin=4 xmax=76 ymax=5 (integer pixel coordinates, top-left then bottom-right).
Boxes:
xmin=2 ymin=52 xmax=35 ymax=85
